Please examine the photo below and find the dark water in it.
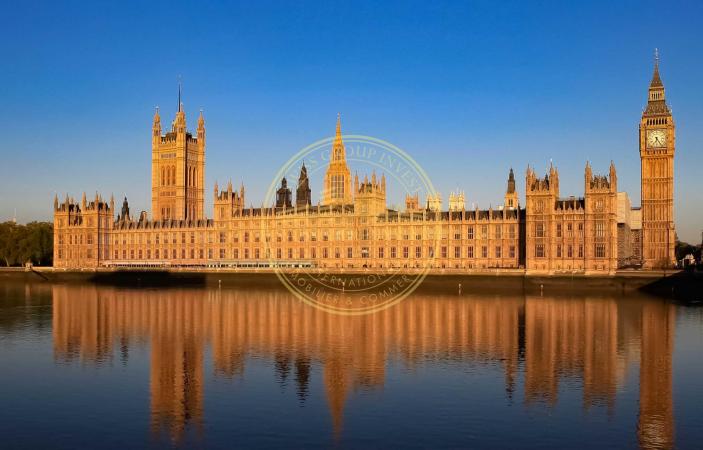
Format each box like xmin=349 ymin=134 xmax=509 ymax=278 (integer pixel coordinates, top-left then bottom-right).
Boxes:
xmin=0 ymin=282 xmax=701 ymax=449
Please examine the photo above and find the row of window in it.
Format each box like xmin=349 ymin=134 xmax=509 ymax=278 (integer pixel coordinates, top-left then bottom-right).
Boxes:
xmin=534 ymin=244 xmax=607 ymax=259
xmin=535 ymin=222 xmax=587 ymax=238
xmin=55 ymin=217 xmax=106 ymax=228
xmin=533 ymin=222 xmax=610 ymax=239
xmin=110 ymin=245 xmax=519 ymax=261
xmin=108 ymin=224 xmax=520 ymax=246
xmin=59 ymin=234 xmax=111 ymax=245
xmin=160 ymin=165 xmax=177 ymax=186
xmin=160 ymin=164 xmax=199 ymax=188
xmin=215 ymin=212 xmax=521 ymax=225
xmin=57 ymin=248 xmax=108 ymax=260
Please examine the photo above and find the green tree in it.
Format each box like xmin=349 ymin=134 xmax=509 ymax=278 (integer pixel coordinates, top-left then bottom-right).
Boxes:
xmin=675 ymin=239 xmax=696 ymax=261
xmin=0 ymin=221 xmax=53 ymax=266
xmin=0 ymin=222 xmax=18 ymax=266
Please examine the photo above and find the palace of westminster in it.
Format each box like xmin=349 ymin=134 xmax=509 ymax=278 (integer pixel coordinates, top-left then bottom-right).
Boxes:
xmin=53 ymin=57 xmax=677 ymax=273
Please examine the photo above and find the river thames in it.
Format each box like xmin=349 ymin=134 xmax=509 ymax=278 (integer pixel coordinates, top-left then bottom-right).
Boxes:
xmin=0 ymin=281 xmax=701 ymax=449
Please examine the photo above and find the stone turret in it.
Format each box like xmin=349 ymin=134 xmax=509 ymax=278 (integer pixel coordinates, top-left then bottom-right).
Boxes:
xmin=276 ymin=177 xmax=292 ymax=208
xmin=118 ymin=197 xmax=130 ymax=222
xmin=405 ymin=193 xmax=420 ymax=212
xmin=426 ymin=193 xmax=442 ymax=212
xmin=449 ymin=191 xmax=465 ymax=212
xmin=504 ymin=168 xmax=519 ymax=209
xmin=214 ymin=181 xmax=245 ymax=219
xmin=296 ymin=163 xmax=312 ymax=208
xmin=354 ymin=171 xmax=386 ymax=217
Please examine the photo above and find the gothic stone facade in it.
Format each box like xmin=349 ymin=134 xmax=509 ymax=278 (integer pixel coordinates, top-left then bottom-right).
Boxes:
xmin=639 ymin=55 xmax=676 ymax=268
xmin=151 ymin=89 xmax=206 ymax=222
xmin=53 ymin=58 xmax=672 ymax=273
xmin=524 ymin=163 xmax=618 ymax=274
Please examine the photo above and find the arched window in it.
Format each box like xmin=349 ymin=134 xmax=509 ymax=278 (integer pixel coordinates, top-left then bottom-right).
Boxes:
xmin=331 ymin=175 xmax=344 ymax=199
xmin=161 ymin=167 xmax=165 ymax=186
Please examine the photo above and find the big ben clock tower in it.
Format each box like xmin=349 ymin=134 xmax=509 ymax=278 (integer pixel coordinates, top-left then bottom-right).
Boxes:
xmin=640 ymin=49 xmax=676 ymax=268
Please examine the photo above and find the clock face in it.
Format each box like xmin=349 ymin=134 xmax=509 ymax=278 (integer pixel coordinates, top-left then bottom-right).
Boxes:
xmin=647 ymin=129 xmax=667 ymax=148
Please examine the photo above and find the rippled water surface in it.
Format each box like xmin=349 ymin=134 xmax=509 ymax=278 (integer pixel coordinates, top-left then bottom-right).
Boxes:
xmin=0 ymin=281 xmax=701 ymax=449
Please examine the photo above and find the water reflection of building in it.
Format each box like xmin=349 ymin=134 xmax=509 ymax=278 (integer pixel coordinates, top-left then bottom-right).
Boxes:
xmin=524 ymin=297 xmax=629 ymax=410
xmin=51 ymin=285 xmax=675 ymax=446
xmin=638 ymin=301 xmax=675 ymax=450
xmin=149 ymin=294 xmax=205 ymax=442
xmin=52 ymin=286 xmax=206 ymax=442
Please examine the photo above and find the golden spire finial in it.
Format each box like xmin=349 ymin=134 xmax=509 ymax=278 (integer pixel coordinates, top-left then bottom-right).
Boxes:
xmin=655 ymin=48 xmax=659 ymax=66
xmin=332 ymin=113 xmax=344 ymax=160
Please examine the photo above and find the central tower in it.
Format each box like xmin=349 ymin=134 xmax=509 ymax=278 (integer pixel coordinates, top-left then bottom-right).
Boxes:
xmin=322 ymin=114 xmax=352 ymax=206
xmin=640 ymin=50 xmax=675 ymax=268
xmin=151 ymin=85 xmax=206 ymax=221
xmin=504 ymin=168 xmax=518 ymax=209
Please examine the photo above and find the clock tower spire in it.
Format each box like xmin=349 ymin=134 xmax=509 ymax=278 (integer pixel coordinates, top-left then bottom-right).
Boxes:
xmin=646 ymin=48 xmax=667 ymax=110
xmin=640 ymin=49 xmax=676 ymax=268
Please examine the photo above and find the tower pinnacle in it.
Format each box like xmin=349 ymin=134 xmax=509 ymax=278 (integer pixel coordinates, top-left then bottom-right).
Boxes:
xmin=323 ymin=114 xmax=352 ymax=205
xmin=650 ymin=48 xmax=663 ymax=88
xmin=178 ymin=76 xmax=182 ymax=112
xmin=507 ymin=168 xmax=515 ymax=193
xmin=332 ymin=113 xmax=345 ymax=162
xmin=335 ymin=113 xmax=342 ymax=147
xmin=504 ymin=167 xmax=518 ymax=209
xmin=645 ymin=49 xmax=668 ymax=113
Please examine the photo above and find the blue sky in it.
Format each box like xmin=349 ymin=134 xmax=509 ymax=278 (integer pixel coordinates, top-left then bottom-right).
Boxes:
xmin=1 ymin=0 xmax=701 ymax=242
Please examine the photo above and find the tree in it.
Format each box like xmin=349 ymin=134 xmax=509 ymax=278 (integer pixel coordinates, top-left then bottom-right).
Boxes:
xmin=675 ymin=239 xmax=696 ymax=262
xmin=0 ymin=221 xmax=53 ymax=266
xmin=0 ymin=222 xmax=18 ymax=266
